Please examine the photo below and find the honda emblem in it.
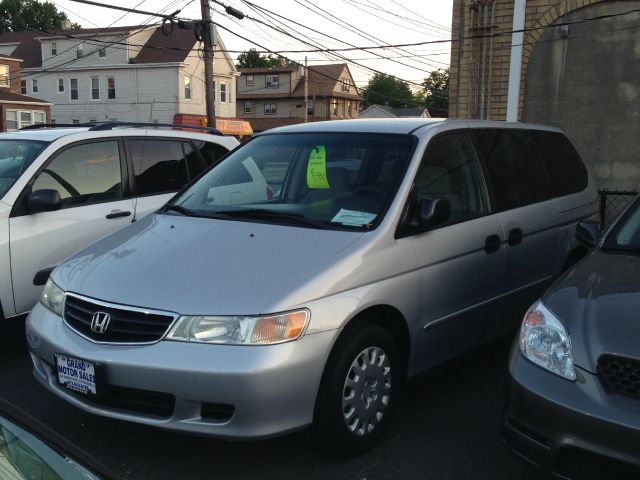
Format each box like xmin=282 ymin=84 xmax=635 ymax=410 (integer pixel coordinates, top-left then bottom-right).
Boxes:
xmin=90 ymin=312 xmax=111 ymax=334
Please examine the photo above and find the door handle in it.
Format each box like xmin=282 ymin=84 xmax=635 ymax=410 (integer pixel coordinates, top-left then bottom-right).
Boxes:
xmin=105 ymin=210 xmax=131 ymax=219
xmin=508 ymin=228 xmax=523 ymax=246
xmin=484 ymin=234 xmax=501 ymax=254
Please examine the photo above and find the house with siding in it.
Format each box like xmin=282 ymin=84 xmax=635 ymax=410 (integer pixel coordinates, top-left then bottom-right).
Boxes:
xmin=0 ymin=54 xmax=50 ymax=131
xmin=0 ymin=24 xmax=238 ymax=129
xmin=237 ymin=63 xmax=362 ymax=132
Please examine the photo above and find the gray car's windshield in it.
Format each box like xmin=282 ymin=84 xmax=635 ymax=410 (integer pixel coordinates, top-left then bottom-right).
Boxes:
xmin=168 ymin=133 xmax=415 ymax=230
xmin=0 ymin=140 xmax=49 ymax=199
xmin=604 ymin=197 xmax=640 ymax=252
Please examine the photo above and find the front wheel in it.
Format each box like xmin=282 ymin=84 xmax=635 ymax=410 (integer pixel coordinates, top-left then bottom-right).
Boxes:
xmin=312 ymin=322 xmax=400 ymax=456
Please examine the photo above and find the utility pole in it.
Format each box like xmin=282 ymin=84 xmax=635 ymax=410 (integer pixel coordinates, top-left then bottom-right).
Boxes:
xmin=304 ymin=56 xmax=308 ymax=123
xmin=201 ymin=0 xmax=216 ymax=128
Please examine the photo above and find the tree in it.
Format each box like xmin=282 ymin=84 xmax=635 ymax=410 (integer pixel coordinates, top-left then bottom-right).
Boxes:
xmin=0 ymin=0 xmax=77 ymax=34
xmin=360 ymin=73 xmax=416 ymax=109
xmin=235 ymin=48 xmax=294 ymax=69
xmin=422 ymin=68 xmax=449 ymax=117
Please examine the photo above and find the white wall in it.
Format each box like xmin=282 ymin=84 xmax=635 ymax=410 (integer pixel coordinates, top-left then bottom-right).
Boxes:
xmin=22 ymin=65 xmax=180 ymax=124
xmin=40 ymin=34 xmax=132 ymax=70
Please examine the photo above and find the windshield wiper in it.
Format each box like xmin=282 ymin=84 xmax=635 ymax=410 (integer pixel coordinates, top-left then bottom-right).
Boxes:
xmin=214 ymin=208 xmax=331 ymax=229
xmin=162 ymin=204 xmax=195 ymax=216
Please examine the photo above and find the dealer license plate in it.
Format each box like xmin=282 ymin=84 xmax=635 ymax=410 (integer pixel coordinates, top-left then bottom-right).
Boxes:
xmin=55 ymin=354 xmax=97 ymax=396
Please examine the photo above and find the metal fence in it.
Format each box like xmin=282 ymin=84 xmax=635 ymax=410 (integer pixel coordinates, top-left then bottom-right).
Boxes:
xmin=599 ymin=189 xmax=638 ymax=230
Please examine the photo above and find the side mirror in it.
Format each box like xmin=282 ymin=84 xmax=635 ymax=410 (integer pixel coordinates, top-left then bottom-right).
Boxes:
xmin=416 ymin=197 xmax=451 ymax=230
xmin=576 ymin=221 xmax=601 ymax=248
xmin=28 ymin=189 xmax=62 ymax=214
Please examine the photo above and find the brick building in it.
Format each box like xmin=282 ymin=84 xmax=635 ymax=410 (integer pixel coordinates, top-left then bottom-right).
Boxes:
xmin=449 ymin=0 xmax=640 ymax=191
xmin=0 ymin=55 xmax=50 ymax=131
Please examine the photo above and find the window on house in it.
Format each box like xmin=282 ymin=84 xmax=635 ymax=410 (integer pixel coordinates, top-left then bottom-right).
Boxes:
xmin=76 ymin=47 xmax=83 ymax=59
xmin=70 ymin=78 xmax=78 ymax=100
xmin=246 ymin=74 xmax=254 ymax=86
xmin=213 ymin=80 xmax=216 ymax=101
xmin=91 ymin=76 xmax=99 ymax=100
xmin=6 ymin=111 xmax=17 ymax=131
xmin=265 ymin=74 xmax=279 ymax=88
xmin=58 ymin=78 xmax=64 ymax=93
xmin=220 ymin=82 xmax=227 ymax=102
xmin=264 ymin=103 xmax=277 ymax=115
xmin=331 ymin=99 xmax=338 ymax=115
xmin=307 ymin=99 xmax=314 ymax=115
xmin=51 ymin=42 xmax=57 ymax=56
xmin=244 ymin=101 xmax=252 ymax=114
xmin=0 ymin=65 xmax=8 ymax=87
xmin=20 ymin=80 xmax=26 ymax=94
xmin=32 ymin=79 xmax=38 ymax=93
xmin=184 ymin=76 xmax=191 ymax=99
xmin=99 ymin=48 xmax=106 ymax=58
xmin=341 ymin=80 xmax=350 ymax=92
xmin=89 ymin=119 xmax=97 ymax=125
xmin=108 ymin=77 xmax=116 ymax=99
xmin=72 ymin=119 xmax=80 ymax=125
xmin=51 ymin=119 xmax=56 ymax=126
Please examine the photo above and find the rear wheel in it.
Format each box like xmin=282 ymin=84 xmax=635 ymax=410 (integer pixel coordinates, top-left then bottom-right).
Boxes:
xmin=312 ymin=322 xmax=400 ymax=456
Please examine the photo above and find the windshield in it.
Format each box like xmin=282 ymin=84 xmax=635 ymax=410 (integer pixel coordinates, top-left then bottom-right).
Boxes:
xmin=0 ymin=140 xmax=49 ymax=199
xmin=603 ymin=196 xmax=640 ymax=251
xmin=169 ymin=133 xmax=415 ymax=230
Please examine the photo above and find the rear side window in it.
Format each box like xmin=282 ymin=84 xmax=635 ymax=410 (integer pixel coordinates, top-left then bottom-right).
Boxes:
xmin=529 ymin=130 xmax=588 ymax=197
xmin=129 ymin=140 xmax=188 ymax=195
xmin=195 ymin=141 xmax=230 ymax=167
xmin=472 ymin=128 xmax=553 ymax=211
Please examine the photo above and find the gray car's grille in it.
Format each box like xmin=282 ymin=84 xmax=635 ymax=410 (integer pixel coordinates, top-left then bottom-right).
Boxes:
xmin=63 ymin=295 xmax=176 ymax=344
xmin=597 ymin=355 xmax=640 ymax=399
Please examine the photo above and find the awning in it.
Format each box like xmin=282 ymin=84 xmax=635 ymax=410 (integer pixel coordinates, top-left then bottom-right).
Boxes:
xmin=215 ymin=118 xmax=253 ymax=136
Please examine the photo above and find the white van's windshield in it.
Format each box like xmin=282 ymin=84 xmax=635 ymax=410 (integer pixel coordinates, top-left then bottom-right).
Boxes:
xmin=167 ymin=133 xmax=415 ymax=230
xmin=0 ymin=140 xmax=49 ymax=199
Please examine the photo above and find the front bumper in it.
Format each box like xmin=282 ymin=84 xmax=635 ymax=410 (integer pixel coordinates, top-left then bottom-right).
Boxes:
xmin=26 ymin=303 xmax=339 ymax=439
xmin=503 ymin=342 xmax=640 ymax=479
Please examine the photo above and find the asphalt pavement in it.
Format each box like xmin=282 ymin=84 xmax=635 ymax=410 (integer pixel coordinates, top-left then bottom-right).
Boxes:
xmin=0 ymin=322 xmax=542 ymax=480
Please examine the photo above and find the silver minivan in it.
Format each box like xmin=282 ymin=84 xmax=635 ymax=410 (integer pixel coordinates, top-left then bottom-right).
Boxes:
xmin=26 ymin=119 xmax=598 ymax=454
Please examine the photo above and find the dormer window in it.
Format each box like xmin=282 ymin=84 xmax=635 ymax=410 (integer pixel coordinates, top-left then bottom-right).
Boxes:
xmin=51 ymin=42 xmax=57 ymax=56
xmin=341 ymin=80 xmax=350 ymax=92
xmin=0 ymin=65 xmax=8 ymax=87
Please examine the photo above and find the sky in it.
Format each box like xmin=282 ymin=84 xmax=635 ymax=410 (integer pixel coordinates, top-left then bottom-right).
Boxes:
xmin=52 ymin=0 xmax=454 ymax=88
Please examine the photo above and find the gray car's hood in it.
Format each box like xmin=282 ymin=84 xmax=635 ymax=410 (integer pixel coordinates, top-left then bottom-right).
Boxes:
xmin=544 ymin=250 xmax=640 ymax=373
xmin=54 ymin=213 xmax=364 ymax=315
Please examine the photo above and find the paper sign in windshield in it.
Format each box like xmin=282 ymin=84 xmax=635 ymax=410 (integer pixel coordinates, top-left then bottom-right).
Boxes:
xmin=307 ymin=145 xmax=330 ymax=189
xmin=332 ymin=209 xmax=377 ymax=226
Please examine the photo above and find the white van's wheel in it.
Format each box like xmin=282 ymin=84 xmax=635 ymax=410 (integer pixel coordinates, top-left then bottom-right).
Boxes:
xmin=313 ymin=322 xmax=399 ymax=456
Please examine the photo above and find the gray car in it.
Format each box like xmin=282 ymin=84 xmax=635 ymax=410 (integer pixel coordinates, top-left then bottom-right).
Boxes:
xmin=26 ymin=119 xmax=597 ymax=454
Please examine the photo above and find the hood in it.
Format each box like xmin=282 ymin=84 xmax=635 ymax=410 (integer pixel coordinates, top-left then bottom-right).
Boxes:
xmin=53 ymin=213 xmax=365 ymax=315
xmin=544 ymin=250 xmax=640 ymax=373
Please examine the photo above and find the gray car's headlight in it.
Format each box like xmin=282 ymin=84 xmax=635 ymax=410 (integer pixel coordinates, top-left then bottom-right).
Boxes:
xmin=40 ymin=279 xmax=65 ymax=316
xmin=519 ymin=301 xmax=576 ymax=381
xmin=165 ymin=309 xmax=310 ymax=345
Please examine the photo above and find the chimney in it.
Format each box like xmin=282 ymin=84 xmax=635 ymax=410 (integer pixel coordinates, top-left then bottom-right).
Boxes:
xmin=61 ymin=19 xmax=72 ymax=30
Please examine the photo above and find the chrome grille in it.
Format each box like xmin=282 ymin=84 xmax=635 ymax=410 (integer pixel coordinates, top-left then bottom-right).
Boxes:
xmin=63 ymin=294 xmax=177 ymax=344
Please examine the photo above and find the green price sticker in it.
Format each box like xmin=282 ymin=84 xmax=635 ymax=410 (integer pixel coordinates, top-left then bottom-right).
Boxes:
xmin=307 ymin=145 xmax=330 ymax=189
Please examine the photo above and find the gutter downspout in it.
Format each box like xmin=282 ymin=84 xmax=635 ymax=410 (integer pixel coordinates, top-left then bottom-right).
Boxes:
xmin=506 ymin=0 xmax=526 ymax=122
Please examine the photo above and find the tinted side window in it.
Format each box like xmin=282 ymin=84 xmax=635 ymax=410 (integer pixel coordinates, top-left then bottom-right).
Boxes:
xmin=472 ymin=128 xmax=553 ymax=211
xmin=529 ymin=130 xmax=588 ymax=197
xmin=413 ymin=132 xmax=488 ymax=225
xmin=196 ymin=141 xmax=230 ymax=167
xmin=129 ymin=140 xmax=188 ymax=195
xmin=32 ymin=141 xmax=122 ymax=208
xmin=182 ymin=141 xmax=206 ymax=180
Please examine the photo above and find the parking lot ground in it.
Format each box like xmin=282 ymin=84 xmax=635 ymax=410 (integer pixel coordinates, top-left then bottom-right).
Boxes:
xmin=0 ymin=324 xmax=541 ymax=480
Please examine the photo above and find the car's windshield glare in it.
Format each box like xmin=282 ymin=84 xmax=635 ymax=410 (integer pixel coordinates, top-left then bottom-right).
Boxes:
xmin=0 ymin=140 xmax=49 ymax=199
xmin=171 ymin=133 xmax=415 ymax=229
xmin=605 ymin=198 xmax=640 ymax=251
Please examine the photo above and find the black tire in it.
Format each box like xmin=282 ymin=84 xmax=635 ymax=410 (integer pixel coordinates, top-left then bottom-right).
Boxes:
xmin=312 ymin=322 xmax=401 ymax=456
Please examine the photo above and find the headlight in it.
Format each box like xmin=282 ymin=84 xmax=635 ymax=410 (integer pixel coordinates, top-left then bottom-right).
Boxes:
xmin=165 ymin=309 xmax=310 ymax=345
xmin=39 ymin=279 xmax=65 ymax=316
xmin=519 ymin=301 xmax=576 ymax=381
